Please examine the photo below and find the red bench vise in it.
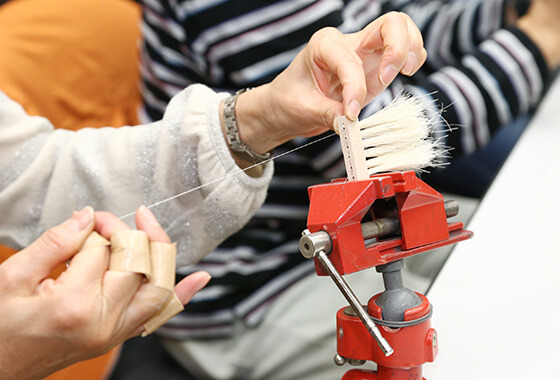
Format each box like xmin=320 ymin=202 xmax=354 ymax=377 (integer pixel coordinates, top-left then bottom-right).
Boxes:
xmin=299 ymin=170 xmax=473 ymax=379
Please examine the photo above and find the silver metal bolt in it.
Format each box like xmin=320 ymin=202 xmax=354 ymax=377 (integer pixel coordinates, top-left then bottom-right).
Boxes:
xmin=334 ymin=354 xmax=347 ymax=366
xmin=299 ymin=230 xmax=332 ymax=259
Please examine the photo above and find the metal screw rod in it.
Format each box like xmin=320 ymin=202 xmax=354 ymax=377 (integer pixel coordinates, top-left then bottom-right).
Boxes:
xmin=361 ymin=199 xmax=460 ymax=240
xmin=361 ymin=217 xmax=400 ymax=240
xmin=315 ymin=250 xmax=394 ymax=356
xmin=444 ymin=199 xmax=460 ymax=218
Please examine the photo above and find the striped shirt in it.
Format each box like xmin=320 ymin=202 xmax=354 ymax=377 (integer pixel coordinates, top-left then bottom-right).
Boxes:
xmin=138 ymin=0 xmax=547 ymax=338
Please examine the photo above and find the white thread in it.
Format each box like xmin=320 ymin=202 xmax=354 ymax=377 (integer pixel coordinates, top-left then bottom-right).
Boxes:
xmin=118 ymin=132 xmax=337 ymax=220
xmin=120 ymin=93 xmax=449 ymax=220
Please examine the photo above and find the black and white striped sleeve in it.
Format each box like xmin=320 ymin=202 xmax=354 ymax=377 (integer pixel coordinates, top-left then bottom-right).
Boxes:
xmin=403 ymin=0 xmax=530 ymax=70
xmin=416 ymin=26 xmax=548 ymax=158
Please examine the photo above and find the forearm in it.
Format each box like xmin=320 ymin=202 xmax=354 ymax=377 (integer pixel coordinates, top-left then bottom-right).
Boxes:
xmin=516 ymin=0 xmax=560 ymax=70
xmin=0 ymin=85 xmax=272 ymax=265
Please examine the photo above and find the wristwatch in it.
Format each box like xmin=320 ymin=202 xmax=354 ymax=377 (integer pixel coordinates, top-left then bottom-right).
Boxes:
xmin=223 ymin=88 xmax=273 ymax=165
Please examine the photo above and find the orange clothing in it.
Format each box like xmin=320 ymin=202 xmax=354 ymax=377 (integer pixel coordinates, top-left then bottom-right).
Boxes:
xmin=0 ymin=1 xmax=142 ymax=378
xmin=0 ymin=0 xmax=141 ymax=131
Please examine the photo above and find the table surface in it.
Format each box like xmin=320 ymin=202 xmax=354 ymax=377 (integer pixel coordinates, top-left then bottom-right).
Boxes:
xmin=422 ymin=76 xmax=560 ymax=379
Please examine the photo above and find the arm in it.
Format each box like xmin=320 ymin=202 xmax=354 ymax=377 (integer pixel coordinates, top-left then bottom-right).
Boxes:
xmin=0 ymin=85 xmax=272 ymax=266
xmin=0 ymin=13 xmax=425 ymax=265
xmin=362 ymin=0 xmax=558 ymax=160
xmin=139 ymin=0 xmax=541 ymax=179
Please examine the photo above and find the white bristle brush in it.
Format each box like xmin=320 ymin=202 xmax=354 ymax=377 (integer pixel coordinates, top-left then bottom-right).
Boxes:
xmin=335 ymin=93 xmax=445 ymax=181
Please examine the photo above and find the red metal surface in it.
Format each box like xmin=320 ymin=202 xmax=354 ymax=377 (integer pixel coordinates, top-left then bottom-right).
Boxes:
xmin=337 ymin=294 xmax=436 ymax=367
xmin=306 ymin=171 xmax=473 ymax=275
xmin=396 ymin=178 xmax=449 ymax=250
xmin=342 ymin=368 xmax=426 ymax=380
xmin=304 ymin=171 xmax=473 ymax=379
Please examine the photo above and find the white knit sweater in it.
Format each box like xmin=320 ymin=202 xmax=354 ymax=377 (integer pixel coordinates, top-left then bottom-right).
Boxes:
xmin=0 ymin=84 xmax=273 ymax=266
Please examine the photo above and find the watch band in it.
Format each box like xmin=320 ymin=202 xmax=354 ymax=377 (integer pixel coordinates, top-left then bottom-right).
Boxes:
xmin=223 ymin=88 xmax=273 ymax=165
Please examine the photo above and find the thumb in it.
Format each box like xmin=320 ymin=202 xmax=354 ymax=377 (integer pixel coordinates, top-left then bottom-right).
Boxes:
xmin=12 ymin=207 xmax=94 ymax=289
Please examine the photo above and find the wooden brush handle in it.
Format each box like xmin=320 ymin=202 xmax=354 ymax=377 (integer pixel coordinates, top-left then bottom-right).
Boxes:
xmin=335 ymin=115 xmax=369 ymax=181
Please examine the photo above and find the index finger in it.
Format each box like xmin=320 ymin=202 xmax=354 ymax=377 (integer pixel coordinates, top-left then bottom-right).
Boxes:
xmin=66 ymin=211 xmax=145 ymax=302
xmin=307 ymin=27 xmax=368 ymax=121
xmin=357 ymin=12 xmax=411 ymax=86
xmin=401 ymin=14 xmax=427 ymax=76
xmin=66 ymin=210 xmax=131 ymax=275
xmin=94 ymin=210 xmax=132 ymax=239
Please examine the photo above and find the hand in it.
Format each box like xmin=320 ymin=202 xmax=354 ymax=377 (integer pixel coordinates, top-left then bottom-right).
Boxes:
xmin=235 ymin=12 xmax=427 ymax=154
xmin=0 ymin=206 xmax=210 ymax=380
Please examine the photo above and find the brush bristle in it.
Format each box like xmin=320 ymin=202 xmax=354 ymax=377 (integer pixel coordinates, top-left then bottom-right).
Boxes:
xmin=358 ymin=93 xmax=446 ymax=175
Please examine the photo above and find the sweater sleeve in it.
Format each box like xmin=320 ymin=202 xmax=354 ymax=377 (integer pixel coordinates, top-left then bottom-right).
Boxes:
xmin=0 ymin=84 xmax=273 ymax=266
xmin=402 ymin=0 xmax=528 ymax=70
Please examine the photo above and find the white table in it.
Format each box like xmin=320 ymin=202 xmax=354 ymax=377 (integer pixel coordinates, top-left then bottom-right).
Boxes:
xmin=423 ymin=76 xmax=560 ymax=379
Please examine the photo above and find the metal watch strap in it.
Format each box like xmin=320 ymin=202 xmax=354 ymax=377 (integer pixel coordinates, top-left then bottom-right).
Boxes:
xmin=223 ymin=88 xmax=272 ymax=165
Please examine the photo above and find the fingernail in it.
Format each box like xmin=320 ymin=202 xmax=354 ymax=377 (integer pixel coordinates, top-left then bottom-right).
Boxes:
xmin=402 ymin=52 xmax=418 ymax=76
xmin=138 ymin=205 xmax=160 ymax=227
xmin=72 ymin=206 xmax=94 ymax=231
xmin=380 ymin=64 xmax=399 ymax=86
xmin=346 ymin=100 xmax=361 ymax=121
